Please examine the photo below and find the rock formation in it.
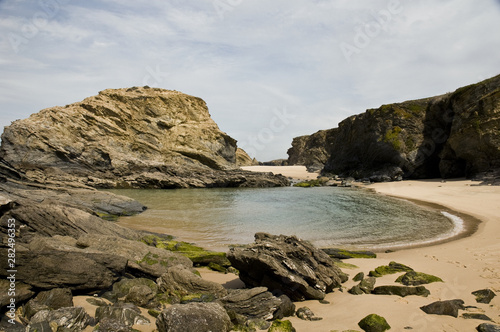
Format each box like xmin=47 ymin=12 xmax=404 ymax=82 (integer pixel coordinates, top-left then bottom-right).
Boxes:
xmin=227 ymin=233 xmax=348 ymax=301
xmin=287 ymin=74 xmax=500 ymax=182
xmin=0 ymin=87 xmax=288 ymax=188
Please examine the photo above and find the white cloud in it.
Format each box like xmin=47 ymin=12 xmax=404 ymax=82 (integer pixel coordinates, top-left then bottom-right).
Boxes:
xmin=1 ymin=0 xmax=500 ymax=160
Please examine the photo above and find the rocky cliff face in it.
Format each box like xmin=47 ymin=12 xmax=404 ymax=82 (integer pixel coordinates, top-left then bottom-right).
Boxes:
xmin=287 ymin=129 xmax=337 ymax=171
xmin=0 ymin=87 xmax=288 ymax=188
xmin=288 ymin=74 xmax=500 ymax=181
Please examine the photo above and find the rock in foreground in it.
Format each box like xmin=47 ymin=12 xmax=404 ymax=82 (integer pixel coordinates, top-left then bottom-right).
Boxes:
xmin=227 ymin=233 xmax=347 ymax=301
xmin=156 ymin=302 xmax=231 ymax=332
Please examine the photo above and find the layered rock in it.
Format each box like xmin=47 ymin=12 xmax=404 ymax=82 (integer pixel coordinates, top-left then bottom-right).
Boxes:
xmin=227 ymin=233 xmax=347 ymax=301
xmin=287 ymin=74 xmax=500 ymax=181
xmin=0 ymin=87 xmax=288 ymax=188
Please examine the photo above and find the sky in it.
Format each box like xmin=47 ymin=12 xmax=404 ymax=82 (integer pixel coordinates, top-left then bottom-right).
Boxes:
xmin=1 ymin=0 xmax=499 ymax=161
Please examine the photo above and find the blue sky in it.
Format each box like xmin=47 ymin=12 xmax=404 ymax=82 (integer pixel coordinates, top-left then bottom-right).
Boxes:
xmin=1 ymin=0 xmax=500 ymax=161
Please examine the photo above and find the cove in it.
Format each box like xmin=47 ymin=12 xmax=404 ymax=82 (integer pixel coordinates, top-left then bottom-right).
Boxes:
xmin=110 ymin=186 xmax=463 ymax=252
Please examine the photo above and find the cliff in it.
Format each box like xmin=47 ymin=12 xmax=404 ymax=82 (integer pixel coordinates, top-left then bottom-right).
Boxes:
xmin=288 ymin=74 xmax=500 ymax=181
xmin=0 ymin=87 xmax=288 ymax=188
xmin=287 ymin=129 xmax=337 ymax=171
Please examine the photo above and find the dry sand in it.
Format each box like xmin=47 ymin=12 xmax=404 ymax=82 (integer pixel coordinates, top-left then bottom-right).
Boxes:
xmin=240 ymin=165 xmax=320 ymax=180
xmin=105 ymin=167 xmax=500 ymax=331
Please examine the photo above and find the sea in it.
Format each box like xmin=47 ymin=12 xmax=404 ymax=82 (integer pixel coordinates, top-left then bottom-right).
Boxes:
xmin=110 ymin=186 xmax=465 ymax=252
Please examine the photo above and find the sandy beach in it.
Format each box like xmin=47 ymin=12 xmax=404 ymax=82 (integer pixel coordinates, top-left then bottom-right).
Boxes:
xmin=234 ymin=167 xmax=500 ymax=331
xmin=115 ymin=166 xmax=500 ymax=331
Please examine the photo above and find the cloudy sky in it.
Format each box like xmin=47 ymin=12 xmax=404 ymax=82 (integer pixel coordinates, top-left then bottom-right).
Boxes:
xmin=1 ymin=0 xmax=499 ymax=160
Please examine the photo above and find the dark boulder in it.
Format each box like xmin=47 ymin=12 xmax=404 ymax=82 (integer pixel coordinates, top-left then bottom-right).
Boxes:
xmin=0 ymin=280 xmax=34 ymax=311
xmin=156 ymin=302 xmax=231 ymax=332
xmin=274 ymin=294 xmax=296 ymax=319
xmin=472 ymin=289 xmax=496 ymax=304
xmin=296 ymin=307 xmax=322 ymax=321
xmin=348 ymin=277 xmax=376 ymax=295
xmin=23 ymin=288 xmax=73 ymax=320
xmin=477 ymin=323 xmax=500 ymax=332
xmin=395 ymin=271 xmax=443 ymax=286
xmin=462 ymin=313 xmax=492 ymax=321
xmin=420 ymin=299 xmax=465 ymax=317
xmin=227 ymin=233 xmax=347 ymax=301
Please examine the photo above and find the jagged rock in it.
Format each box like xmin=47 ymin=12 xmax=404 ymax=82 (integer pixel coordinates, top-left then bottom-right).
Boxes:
xmin=372 ymin=285 xmax=430 ymax=297
xmin=0 ymin=87 xmax=289 ymax=189
xmin=220 ymin=287 xmax=283 ymax=322
xmin=420 ymin=299 xmax=465 ymax=317
xmin=227 ymin=233 xmax=347 ymax=301
xmin=0 ymin=249 xmax=127 ymax=292
xmin=23 ymin=288 xmax=73 ymax=320
xmin=472 ymin=289 xmax=497 ymax=304
xmin=156 ymin=265 xmax=227 ymax=302
xmin=236 ymin=148 xmax=258 ymax=166
xmin=296 ymin=307 xmax=322 ymax=321
xmin=94 ymin=317 xmax=133 ymax=332
xmin=395 ymin=271 xmax=443 ymax=286
xmin=358 ymin=314 xmax=391 ymax=332
xmin=477 ymin=323 xmax=500 ymax=332
xmin=348 ymin=277 xmax=376 ymax=295
xmin=95 ymin=303 xmax=150 ymax=327
xmin=28 ymin=307 xmax=91 ymax=332
xmin=268 ymin=319 xmax=296 ymax=332
xmin=125 ymin=285 xmax=156 ymax=308
xmin=156 ymin=302 xmax=231 ymax=332
xmin=86 ymin=298 xmax=107 ymax=307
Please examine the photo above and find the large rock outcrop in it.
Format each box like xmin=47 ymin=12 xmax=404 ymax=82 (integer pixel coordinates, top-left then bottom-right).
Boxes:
xmin=287 ymin=74 xmax=500 ymax=181
xmin=0 ymin=87 xmax=288 ymax=188
xmin=286 ymin=129 xmax=337 ymax=171
xmin=227 ymin=233 xmax=347 ymax=301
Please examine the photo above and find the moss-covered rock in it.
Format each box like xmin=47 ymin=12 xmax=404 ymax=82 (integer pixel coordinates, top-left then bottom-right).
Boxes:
xmin=293 ymin=178 xmax=327 ymax=187
xmin=322 ymin=248 xmax=377 ymax=259
xmin=395 ymin=271 xmax=443 ymax=286
xmin=268 ymin=319 xmax=296 ymax=332
xmin=372 ymin=285 xmax=430 ymax=297
xmin=141 ymin=235 xmax=231 ymax=268
xmin=368 ymin=261 xmax=413 ymax=277
xmin=358 ymin=314 xmax=391 ymax=332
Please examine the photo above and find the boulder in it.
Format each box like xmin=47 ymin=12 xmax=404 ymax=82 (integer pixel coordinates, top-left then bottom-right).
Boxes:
xmin=462 ymin=313 xmax=492 ymax=321
xmin=353 ymin=272 xmax=365 ymax=282
xmin=268 ymin=319 xmax=296 ymax=332
xmin=219 ymin=287 xmax=283 ymax=322
xmin=348 ymin=277 xmax=376 ymax=295
xmin=156 ymin=302 xmax=231 ymax=332
xmin=420 ymin=299 xmax=465 ymax=317
xmin=395 ymin=271 xmax=443 ymax=286
xmin=28 ymin=307 xmax=91 ymax=332
xmin=358 ymin=314 xmax=391 ymax=332
xmin=95 ymin=303 xmax=150 ymax=327
xmin=274 ymin=294 xmax=296 ymax=319
xmin=372 ymin=285 xmax=430 ymax=297
xmin=102 ymin=278 xmax=158 ymax=304
xmin=477 ymin=323 xmax=500 ymax=332
xmin=472 ymin=289 xmax=497 ymax=304
xmin=296 ymin=307 xmax=322 ymax=321
xmin=227 ymin=233 xmax=347 ymax=301
xmin=368 ymin=261 xmax=413 ymax=277
xmin=23 ymin=288 xmax=73 ymax=320
xmin=156 ymin=265 xmax=227 ymax=302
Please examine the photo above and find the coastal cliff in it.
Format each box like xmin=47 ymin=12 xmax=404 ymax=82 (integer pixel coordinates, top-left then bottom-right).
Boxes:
xmin=0 ymin=87 xmax=288 ymax=188
xmin=288 ymin=74 xmax=500 ymax=181
xmin=287 ymin=129 xmax=337 ymax=172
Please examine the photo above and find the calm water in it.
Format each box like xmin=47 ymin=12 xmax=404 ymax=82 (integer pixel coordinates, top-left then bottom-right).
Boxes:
xmin=110 ymin=186 xmax=463 ymax=251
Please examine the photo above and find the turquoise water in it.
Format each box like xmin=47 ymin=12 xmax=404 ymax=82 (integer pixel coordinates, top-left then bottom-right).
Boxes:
xmin=110 ymin=186 xmax=462 ymax=251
